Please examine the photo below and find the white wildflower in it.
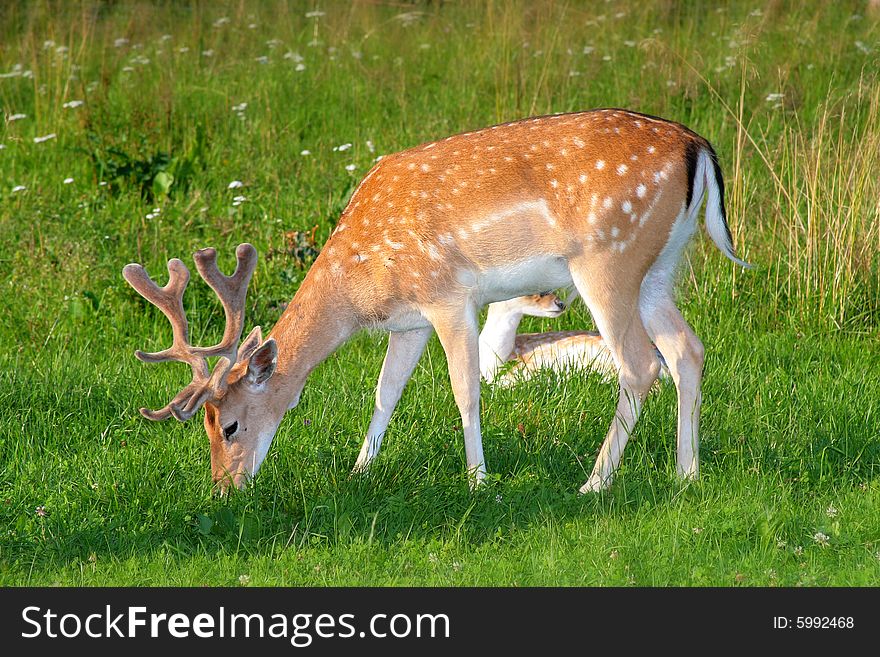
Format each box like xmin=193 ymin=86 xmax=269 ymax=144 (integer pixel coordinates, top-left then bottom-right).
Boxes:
xmin=855 ymin=41 xmax=871 ymax=55
xmin=228 ymin=180 xmax=244 ymax=189
xmin=300 ymin=149 xmax=311 ymax=156
xmin=765 ymin=93 xmax=784 ymax=102
xmin=255 ymin=56 xmax=269 ymax=64
xmin=238 ymin=574 xmax=250 ymax=586
xmin=34 ymin=133 xmax=57 ymax=143
xmin=232 ymin=102 xmax=248 ymax=113
xmin=213 ymin=17 xmax=230 ymax=27
xmin=825 ymin=504 xmax=838 ymax=518
xmin=333 ymin=143 xmax=352 ymax=152
xmin=11 ymin=185 xmax=26 ymax=192
xmin=202 ymin=50 xmax=215 ymax=58
xmin=63 ymin=100 xmax=84 ymax=109
xmin=812 ymin=532 xmax=830 ymax=547
xmin=295 ymin=63 xmax=306 ymax=71
xmin=7 ymin=113 xmax=27 ymax=122
xmin=114 ymin=37 xmax=129 ymax=48
xmin=345 ymin=164 xmax=356 ymax=172
xmin=284 ymin=51 xmax=304 ymax=62
xmin=305 ymin=11 xmax=326 ymax=18
xmin=365 ymin=140 xmax=375 ymax=153
xmin=63 ymin=177 xmax=74 ymax=184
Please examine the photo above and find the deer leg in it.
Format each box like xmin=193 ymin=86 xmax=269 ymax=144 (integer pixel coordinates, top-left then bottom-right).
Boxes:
xmin=427 ymin=304 xmax=486 ymax=487
xmin=571 ymin=264 xmax=660 ymax=493
xmin=641 ymin=295 xmax=704 ymax=480
xmin=353 ymin=327 xmax=433 ymax=472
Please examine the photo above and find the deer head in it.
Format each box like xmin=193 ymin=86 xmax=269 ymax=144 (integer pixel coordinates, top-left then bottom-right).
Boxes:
xmin=123 ymin=243 xmax=284 ymax=490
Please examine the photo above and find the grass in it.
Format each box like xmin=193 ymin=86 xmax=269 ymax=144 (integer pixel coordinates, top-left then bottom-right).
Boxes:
xmin=0 ymin=0 xmax=879 ymax=586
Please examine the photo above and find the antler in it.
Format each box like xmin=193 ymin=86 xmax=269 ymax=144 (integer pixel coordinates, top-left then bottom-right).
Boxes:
xmin=122 ymin=243 xmax=258 ymax=421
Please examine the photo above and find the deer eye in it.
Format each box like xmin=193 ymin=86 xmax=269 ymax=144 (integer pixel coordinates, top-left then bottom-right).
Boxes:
xmin=223 ymin=421 xmax=239 ymax=440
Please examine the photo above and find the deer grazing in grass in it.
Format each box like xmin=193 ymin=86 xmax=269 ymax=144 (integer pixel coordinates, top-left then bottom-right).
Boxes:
xmin=124 ymin=109 xmax=748 ymax=493
xmin=479 ymin=292 xmax=669 ymax=386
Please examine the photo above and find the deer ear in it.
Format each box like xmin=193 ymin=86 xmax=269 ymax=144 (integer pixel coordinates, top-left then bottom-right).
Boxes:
xmin=246 ymin=338 xmax=277 ymax=386
xmin=237 ymin=326 xmax=263 ymax=363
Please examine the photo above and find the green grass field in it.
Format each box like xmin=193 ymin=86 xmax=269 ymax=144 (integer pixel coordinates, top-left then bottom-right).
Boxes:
xmin=1 ymin=0 xmax=878 ymax=586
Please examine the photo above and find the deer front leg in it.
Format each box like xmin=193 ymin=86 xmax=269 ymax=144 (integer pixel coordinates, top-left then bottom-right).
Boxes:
xmin=353 ymin=327 xmax=433 ymax=473
xmin=428 ymin=304 xmax=486 ymax=488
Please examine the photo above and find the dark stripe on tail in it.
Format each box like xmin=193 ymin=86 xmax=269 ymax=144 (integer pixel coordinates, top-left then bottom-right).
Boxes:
xmin=704 ymin=143 xmax=734 ymax=246
xmin=685 ymin=140 xmax=734 ymax=248
xmin=684 ymin=140 xmax=701 ymax=209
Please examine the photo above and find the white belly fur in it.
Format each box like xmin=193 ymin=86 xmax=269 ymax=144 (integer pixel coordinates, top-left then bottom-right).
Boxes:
xmin=475 ymin=255 xmax=572 ymax=305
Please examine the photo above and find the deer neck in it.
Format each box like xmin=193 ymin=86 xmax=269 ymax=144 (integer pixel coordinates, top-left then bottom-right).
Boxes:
xmin=479 ymin=306 xmax=523 ymax=366
xmin=267 ymin=263 xmax=358 ymax=409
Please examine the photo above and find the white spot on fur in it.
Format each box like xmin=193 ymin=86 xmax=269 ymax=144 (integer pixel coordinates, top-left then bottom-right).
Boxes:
xmin=622 ymin=200 xmax=632 ymax=213
xmin=603 ymin=197 xmax=613 ymax=209
xmin=611 ymin=226 xmax=620 ymax=237
xmin=550 ymin=179 xmax=558 ymax=188
xmin=647 ymin=145 xmax=656 ymax=154
xmin=617 ymin=163 xmax=628 ymax=175
xmin=596 ymin=160 xmax=605 ymax=170
xmin=636 ymin=184 xmax=647 ymax=198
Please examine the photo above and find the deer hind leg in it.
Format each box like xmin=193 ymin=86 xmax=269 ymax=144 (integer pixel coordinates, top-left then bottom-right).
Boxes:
xmin=570 ymin=261 xmax=661 ymax=493
xmin=640 ymin=293 xmax=704 ymax=480
xmin=353 ymin=326 xmax=433 ymax=473
xmin=425 ymin=303 xmax=486 ymax=488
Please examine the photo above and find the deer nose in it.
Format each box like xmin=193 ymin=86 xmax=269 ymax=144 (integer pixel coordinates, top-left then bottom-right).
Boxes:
xmin=555 ymin=298 xmax=567 ymax=311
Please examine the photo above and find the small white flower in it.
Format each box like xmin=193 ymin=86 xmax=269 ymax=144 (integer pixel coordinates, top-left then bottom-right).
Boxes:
xmin=146 ymin=213 xmax=155 ymax=220
xmin=255 ymin=55 xmax=269 ymax=64
xmin=334 ymin=143 xmax=352 ymax=152
xmin=583 ymin=45 xmax=595 ymax=55
xmin=43 ymin=40 xmax=56 ymax=49
xmin=238 ymin=574 xmax=250 ymax=586
xmin=233 ymin=195 xmax=247 ymax=202
xmin=825 ymin=504 xmax=838 ymax=518
xmin=99 ymin=181 xmax=107 ymax=186
xmin=178 ymin=47 xmax=190 ymax=53
xmin=765 ymin=92 xmax=784 ymax=102
xmin=202 ymin=50 xmax=215 ymax=58
xmin=213 ymin=17 xmax=230 ymax=27
xmin=855 ymin=41 xmax=871 ymax=55
xmin=300 ymin=149 xmax=311 ymax=156
xmin=812 ymin=532 xmax=830 ymax=547
xmin=0 ymin=144 xmax=6 ymax=149
xmin=228 ymin=180 xmax=244 ymax=189
xmin=63 ymin=177 xmax=74 ymax=184
xmin=152 ymin=207 xmax=161 ymax=213
xmin=305 ymin=11 xmax=326 ymax=18
xmin=62 ymin=100 xmax=84 ymax=109
xmin=295 ymin=63 xmax=306 ymax=71
xmin=365 ymin=140 xmax=375 ymax=153
xmin=345 ymin=164 xmax=356 ymax=171
xmin=7 ymin=113 xmax=27 ymax=122
xmin=122 ymin=66 xmax=134 ymax=72
xmin=232 ymin=102 xmax=248 ymax=113
xmin=284 ymin=51 xmax=304 ymax=62
xmin=624 ymin=40 xmax=636 ymax=47
xmin=495 ymin=494 xmax=503 ymax=503
xmin=34 ymin=133 xmax=57 ymax=143
xmin=114 ymin=37 xmax=129 ymax=48
xmin=11 ymin=185 xmax=26 ymax=192
xmin=160 ymin=34 xmax=172 ymax=42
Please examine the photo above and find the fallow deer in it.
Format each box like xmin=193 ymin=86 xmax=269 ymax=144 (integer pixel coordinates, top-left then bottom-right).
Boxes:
xmin=123 ymin=108 xmax=748 ymax=493
xmin=479 ymin=292 xmax=669 ymax=386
